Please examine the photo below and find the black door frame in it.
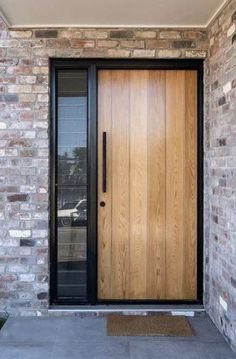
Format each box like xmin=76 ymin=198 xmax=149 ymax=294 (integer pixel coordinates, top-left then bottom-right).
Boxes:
xmin=50 ymin=58 xmax=204 ymax=306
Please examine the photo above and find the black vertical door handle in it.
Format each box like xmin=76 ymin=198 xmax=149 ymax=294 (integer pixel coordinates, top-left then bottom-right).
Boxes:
xmin=102 ymin=132 xmax=107 ymax=193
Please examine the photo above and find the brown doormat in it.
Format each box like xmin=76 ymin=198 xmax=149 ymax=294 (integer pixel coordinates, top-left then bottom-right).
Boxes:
xmin=107 ymin=315 xmax=194 ymax=337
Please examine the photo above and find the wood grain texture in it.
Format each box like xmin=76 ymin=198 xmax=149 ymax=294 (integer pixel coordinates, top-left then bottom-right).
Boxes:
xmin=146 ymin=70 xmax=166 ymax=299
xmin=183 ymin=71 xmax=198 ymax=299
xmin=97 ymin=70 xmax=112 ymax=299
xmin=98 ymin=69 xmax=197 ymax=301
xmin=110 ymin=70 xmax=130 ymax=299
xmin=165 ymin=71 xmax=185 ymax=299
xmin=129 ymin=70 xmax=148 ymax=299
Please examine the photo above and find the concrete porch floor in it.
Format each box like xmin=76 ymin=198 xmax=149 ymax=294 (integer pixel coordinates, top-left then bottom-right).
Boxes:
xmin=0 ymin=315 xmax=235 ymax=359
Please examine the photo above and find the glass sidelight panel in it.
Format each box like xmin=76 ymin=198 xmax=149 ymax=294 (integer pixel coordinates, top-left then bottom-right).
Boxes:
xmin=56 ymin=70 xmax=88 ymax=300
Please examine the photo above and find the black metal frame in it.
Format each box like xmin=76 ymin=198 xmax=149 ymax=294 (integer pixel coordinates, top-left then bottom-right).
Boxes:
xmin=50 ymin=58 xmax=204 ymax=306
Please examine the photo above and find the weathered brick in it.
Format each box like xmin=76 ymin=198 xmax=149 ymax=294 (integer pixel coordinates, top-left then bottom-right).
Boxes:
xmin=19 ymin=94 xmax=36 ymax=103
xmin=204 ymin=1 xmax=236 ymax=352
xmin=0 ymin=185 xmax=18 ymax=193
xmin=1 ymin=94 xmax=19 ymax=103
xmin=218 ymin=96 xmax=226 ymax=106
xmin=32 ymin=67 xmax=48 ymax=75
xmin=0 ymin=122 xmax=6 ymax=129
xmin=109 ymin=30 xmax=134 ymax=39
xmin=7 ymin=194 xmax=29 ymax=202
xmin=0 ymin=48 xmax=6 ymax=56
xmin=37 ymin=292 xmax=48 ymax=300
xmin=0 ymin=274 xmax=17 ymax=282
xmin=58 ymin=30 xmax=82 ymax=39
xmin=32 ymin=85 xmax=48 ymax=93
xmin=227 ymin=23 xmax=236 ymax=37
xmin=132 ymin=49 xmax=155 ymax=58
xmin=183 ymin=31 xmax=207 ymax=39
xmin=159 ymin=31 xmax=181 ymax=39
xmin=7 ymin=65 xmax=33 ymax=76
xmin=7 ymin=47 xmax=32 ymax=58
xmin=19 ymin=274 xmax=35 ymax=282
xmin=83 ymin=30 xmax=108 ymax=39
xmin=8 ymin=85 xmax=32 ymax=93
xmin=120 ymin=40 xmax=145 ymax=48
xmin=185 ymin=50 xmax=207 ymax=58
xmin=34 ymin=30 xmax=58 ymax=38
xmin=135 ymin=31 xmax=156 ymax=39
xmin=0 ymin=58 xmax=18 ymax=66
xmin=157 ymin=49 xmax=181 ymax=58
xmin=171 ymin=40 xmax=195 ymax=49
xmin=9 ymin=31 xmax=32 ymax=39
xmin=107 ymin=49 xmax=130 ymax=57
xmin=9 ymin=230 xmax=31 ymax=238
xmin=0 ymin=39 xmax=19 ymax=47
xmin=8 ymin=265 xmax=29 ymax=273
xmin=20 ymin=239 xmax=36 ymax=247
xmin=97 ymin=40 xmax=118 ymax=48
xmin=146 ymin=39 xmax=169 ymax=49
xmin=70 ymin=39 xmax=95 ymax=48
xmin=231 ymin=277 xmax=236 ymax=289
xmin=211 ymin=80 xmax=219 ymax=90
xmin=18 ymin=76 xmax=37 ymax=85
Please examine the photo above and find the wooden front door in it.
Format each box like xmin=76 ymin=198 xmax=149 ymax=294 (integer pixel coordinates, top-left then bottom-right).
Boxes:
xmin=97 ymin=69 xmax=198 ymax=301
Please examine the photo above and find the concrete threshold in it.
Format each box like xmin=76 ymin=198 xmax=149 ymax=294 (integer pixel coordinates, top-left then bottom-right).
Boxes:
xmin=48 ymin=304 xmax=205 ymax=317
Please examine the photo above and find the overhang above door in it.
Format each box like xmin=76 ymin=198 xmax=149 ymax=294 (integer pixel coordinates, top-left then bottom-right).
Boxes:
xmin=0 ymin=0 xmax=227 ymax=28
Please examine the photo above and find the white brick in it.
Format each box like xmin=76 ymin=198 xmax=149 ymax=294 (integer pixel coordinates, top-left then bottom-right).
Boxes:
xmin=185 ymin=50 xmax=207 ymax=58
xmin=18 ymin=76 xmax=37 ymax=84
xmin=9 ymin=230 xmax=31 ymax=238
xmin=219 ymin=296 xmax=228 ymax=311
xmin=227 ymin=24 xmax=236 ymax=37
xmin=133 ymin=49 xmax=155 ymax=58
xmin=20 ymin=274 xmax=35 ymax=282
xmin=157 ymin=49 xmax=181 ymax=58
xmin=136 ymin=31 xmax=156 ymax=39
xmin=32 ymin=230 xmax=48 ymax=238
xmin=223 ymin=82 xmax=232 ymax=94
xmin=0 ymin=122 xmax=7 ymax=129
xmin=37 ymin=94 xmax=49 ymax=102
xmin=8 ymin=85 xmax=32 ymax=93
xmin=9 ymin=30 xmax=32 ymax=38
xmin=8 ymin=265 xmax=29 ymax=273
xmin=20 ymin=185 xmax=36 ymax=193
xmin=84 ymin=30 xmax=108 ymax=39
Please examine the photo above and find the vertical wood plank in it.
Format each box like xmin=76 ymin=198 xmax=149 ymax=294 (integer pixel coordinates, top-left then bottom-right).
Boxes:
xmin=146 ymin=70 xmax=166 ymax=299
xmin=165 ymin=71 xmax=185 ymax=299
xmin=183 ymin=70 xmax=198 ymax=299
xmin=111 ymin=70 xmax=130 ymax=299
xmin=129 ymin=70 xmax=148 ymax=299
xmin=98 ymin=69 xmax=198 ymax=301
xmin=97 ymin=70 xmax=112 ymax=299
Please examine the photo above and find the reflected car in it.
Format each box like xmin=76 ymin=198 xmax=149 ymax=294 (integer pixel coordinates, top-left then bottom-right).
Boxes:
xmin=71 ymin=200 xmax=87 ymax=226
xmin=58 ymin=200 xmax=87 ymax=227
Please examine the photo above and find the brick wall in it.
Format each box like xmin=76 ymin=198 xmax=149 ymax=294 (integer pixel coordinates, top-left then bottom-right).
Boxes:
xmin=205 ymin=0 xmax=236 ymax=352
xmin=0 ymin=21 xmax=208 ymax=316
xmin=0 ymin=4 xmax=235 ymax=354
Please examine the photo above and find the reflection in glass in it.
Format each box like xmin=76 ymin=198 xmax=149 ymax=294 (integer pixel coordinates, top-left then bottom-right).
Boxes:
xmin=56 ymin=70 xmax=87 ymax=300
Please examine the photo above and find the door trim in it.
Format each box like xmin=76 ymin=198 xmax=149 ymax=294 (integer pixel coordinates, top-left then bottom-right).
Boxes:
xmin=49 ymin=59 xmax=204 ymax=306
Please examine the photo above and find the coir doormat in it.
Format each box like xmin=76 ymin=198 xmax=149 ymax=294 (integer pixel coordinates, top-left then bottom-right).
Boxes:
xmin=107 ymin=315 xmax=194 ymax=337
